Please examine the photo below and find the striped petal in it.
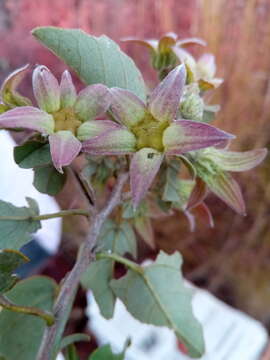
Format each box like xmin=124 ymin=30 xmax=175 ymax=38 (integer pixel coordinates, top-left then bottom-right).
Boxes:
xmin=49 ymin=131 xmax=82 ymax=172
xmin=0 ymin=106 xmax=54 ymax=134
xmin=130 ymin=148 xmax=163 ymax=208
xmin=186 ymin=178 xmax=208 ymax=210
xmin=60 ymin=70 xmax=77 ymax=108
xmin=202 ymin=171 xmax=246 ymax=215
xmin=149 ymin=64 xmax=186 ymax=123
xmin=32 ymin=65 xmax=60 ymax=113
xmin=110 ymin=88 xmax=146 ymax=128
xmin=1 ymin=64 xmax=32 ymax=107
xmin=74 ymin=84 xmax=111 ymax=122
xmin=82 ymin=128 xmax=136 ymax=155
xmin=203 ymin=148 xmax=267 ymax=172
xmin=77 ymin=120 xmax=121 ymax=141
xmin=163 ymin=120 xmax=235 ymax=155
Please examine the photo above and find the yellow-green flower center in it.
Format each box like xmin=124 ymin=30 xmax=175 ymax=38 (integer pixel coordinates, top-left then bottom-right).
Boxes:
xmin=131 ymin=113 xmax=169 ymax=152
xmin=52 ymin=107 xmax=82 ymax=134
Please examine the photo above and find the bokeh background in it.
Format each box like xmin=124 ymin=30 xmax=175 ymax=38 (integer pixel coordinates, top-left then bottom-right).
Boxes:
xmin=1 ymin=0 xmax=270 ymax=328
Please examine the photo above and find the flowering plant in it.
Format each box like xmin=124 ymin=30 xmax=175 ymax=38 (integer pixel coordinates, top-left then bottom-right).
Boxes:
xmin=0 ymin=27 xmax=266 ymax=360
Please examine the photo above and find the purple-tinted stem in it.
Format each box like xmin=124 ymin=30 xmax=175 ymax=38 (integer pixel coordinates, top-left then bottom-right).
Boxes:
xmin=36 ymin=172 xmax=128 ymax=360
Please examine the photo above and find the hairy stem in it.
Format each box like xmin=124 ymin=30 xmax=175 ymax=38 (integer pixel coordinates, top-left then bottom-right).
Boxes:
xmin=0 ymin=209 xmax=90 ymax=221
xmin=36 ymin=173 xmax=128 ymax=360
xmin=0 ymin=294 xmax=55 ymax=326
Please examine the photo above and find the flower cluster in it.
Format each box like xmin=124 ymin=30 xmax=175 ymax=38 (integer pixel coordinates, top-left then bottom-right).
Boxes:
xmin=0 ymin=50 xmax=267 ymax=218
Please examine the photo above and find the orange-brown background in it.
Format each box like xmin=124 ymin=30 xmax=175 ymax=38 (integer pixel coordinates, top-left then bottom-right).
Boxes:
xmin=1 ymin=0 xmax=270 ymax=325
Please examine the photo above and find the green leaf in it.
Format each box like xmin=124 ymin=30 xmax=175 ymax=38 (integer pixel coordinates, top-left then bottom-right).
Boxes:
xmin=0 ymin=249 xmax=29 ymax=293
xmin=60 ymin=333 xmax=90 ymax=350
xmin=98 ymin=220 xmax=137 ymax=258
xmin=65 ymin=344 xmax=80 ymax=360
xmin=162 ymin=159 xmax=181 ymax=202
xmin=0 ymin=198 xmax=41 ymax=250
xmin=81 ymin=258 xmax=115 ymax=319
xmin=110 ymin=251 xmax=205 ymax=358
xmin=32 ymin=27 xmax=146 ymax=101
xmin=81 ymin=220 xmax=137 ymax=319
xmin=0 ymin=276 xmax=57 ymax=360
xmin=88 ymin=344 xmax=125 ymax=360
xmin=14 ymin=142 xmax=51 ymax=169
xmin=33 ymin=165 xmax=66 ymax=195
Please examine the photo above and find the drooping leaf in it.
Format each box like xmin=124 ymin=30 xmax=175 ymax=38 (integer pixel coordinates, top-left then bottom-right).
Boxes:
xmin=0 ymin=198 xmax=41 ymax=250
xmin=81 ymin=258 xmax=115 ymax=319
xmin=110 ymin=251 xmax=205 ymax=358
xmin=134 ymin=216 xmax=155 ymax=249
xmin=98 ymin=219 xmax=137 ymax=258
xmin=0 ymin=276 xmax=57 ymax=360
xmin=88 ymin=344 xmax=126 ymax=360
xmin=0 ymin=249 xmax=29 ymax=293
xmin=162 ymin=159 xmax=181 ymax=202
xmin=33 ymin=165 xmax=67 ymax=195
xmin=14 ymin=142 xmax=51 ymax=168
xmin=32 ymin=27 xmax=146 ymax=101
xmin=81 ymin=220 xmax=137 ymax=319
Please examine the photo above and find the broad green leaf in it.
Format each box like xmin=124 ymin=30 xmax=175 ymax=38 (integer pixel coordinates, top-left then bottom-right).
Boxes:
xmin=14 ymin=141 xmax=51 ymax=168
xmin=60 ymin=333 xmax=90 ymax=350
xmin=81 ymin=220 xmax=137 ymax=319
xmin=33 ymin=165 xmax=66 ymax=195
xmin=0 ymin=198 xmax=41 ymax=250
xmin=88 ymin=344 xmax=125 ymax=360
xmin=32 ymin=27 xmax=147 ymax=101
xmin=98 ymin=219 xmax=137 ymax=258
xmin=0 ymin=249 xmax=29 ymax=293
xmin=0 ymin=276 xmax=57 ymax=360
xmin=81 ymin=258 xmax=115 ymax=319
xmin=111 ymin=251 xmax=205 ymax=358
xmin=162 ymin=159 xmax=181 ymax=202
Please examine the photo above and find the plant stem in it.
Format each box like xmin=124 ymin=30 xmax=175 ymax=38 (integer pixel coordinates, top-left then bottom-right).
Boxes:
xmin=0 ymin=295 xmax=55 ymax=326
xmin=0 ymin=209 xmax=89 ymax=221
xmin=96 ymin=252 xmax=143 ymax=274
xmin=36 ymin=173 xmax=128 ymax=360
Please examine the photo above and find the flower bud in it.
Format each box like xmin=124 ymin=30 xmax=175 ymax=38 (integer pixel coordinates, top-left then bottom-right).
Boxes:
xmin=180 ymin=92 xmax=204 ymax=121
xmin=32 ymin=65 xmax=60 ymax=113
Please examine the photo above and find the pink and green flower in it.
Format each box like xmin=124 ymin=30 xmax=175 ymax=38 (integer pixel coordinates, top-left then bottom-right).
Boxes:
xmin=189 ymin=146 xmax=267 ymax=214
xmin=0 ymin=65 xmax=112 ymax=172
xmin=82 ymin=64 xmax=235 ymax=207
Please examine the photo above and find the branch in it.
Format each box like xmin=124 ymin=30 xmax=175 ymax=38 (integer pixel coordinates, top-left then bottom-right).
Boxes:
xmin=0 ymin=294 xmax=55 ymax=326
xmin=36 ymin=172 xmax=128 ymax=360
xmin=0 ymin=208 xmax=90 ymax=221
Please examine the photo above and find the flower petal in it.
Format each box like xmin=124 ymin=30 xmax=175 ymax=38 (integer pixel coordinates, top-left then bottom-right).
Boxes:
xmin=202 ymin=171 xmax=246 ymax=215
xmin=163 ymin=120 xmax=235 ymax=155
xmin=130 ymin=148 xmax=163 ymax=208
xmin=158 ymin=32 xmax=177 ymax=53
xmin=60 ymin=70 xmax=77 ymax=108
xmin=121 ymin=37 xmax=158 ymax=52
xmin=177 ymin=37 xmax=207 ymax=47
xmin=110 ymin=87 xmax=147 ymax=128
xmin=187 ymin=178 xmax=208 ymax=210
xmin=193 ymin=202 xmax=214 ymax=228
xmin=77 ymin=120 xmax=121 ymax=141
xmin=197 ymin=54 xmax=217 ymax=79
xmin=49 ymin=131 xmax=82 ymax=172
xmin=32 ymin=65 xmax=60 ymax=113
xmin=0 ymin=106 xmax=54 ymax=134
xmin=1 ymin=64 xmax=32 ymax=107
xmin=82 ymin=128 xmax=136 ymax=155
xmin=203 ymin=148 xmax=268 ymax=172
xmin=74 ymin=84 xmax=111 ymax=122
xmin=149 ymin=64 xmax=186 ymax=123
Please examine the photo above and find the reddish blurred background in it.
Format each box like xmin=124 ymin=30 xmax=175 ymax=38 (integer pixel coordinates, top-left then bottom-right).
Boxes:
xmin=1 ymin=0 xmax=270 ymax=327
